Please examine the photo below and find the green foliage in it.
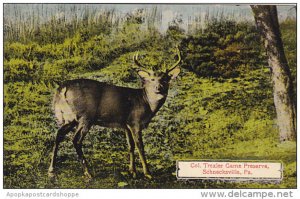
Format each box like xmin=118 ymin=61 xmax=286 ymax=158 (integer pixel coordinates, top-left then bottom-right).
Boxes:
xmin=180 ymin=20 xmax=266 ymax=78
xmin=3 ymin=9 xmax=296 ymax=189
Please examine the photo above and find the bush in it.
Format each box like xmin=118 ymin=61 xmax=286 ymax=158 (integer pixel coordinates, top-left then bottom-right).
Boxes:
xmin=4 ymin=58 xmax=40 ymax=82
xmin=180 ymin=20 xmax=265 ymax=78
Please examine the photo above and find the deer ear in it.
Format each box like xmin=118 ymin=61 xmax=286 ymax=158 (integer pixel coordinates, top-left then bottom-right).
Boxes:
xmin=168 ymin=67 xmax=180 ymax=79
xmin=137 ymin=70 xmax=150 ymax=79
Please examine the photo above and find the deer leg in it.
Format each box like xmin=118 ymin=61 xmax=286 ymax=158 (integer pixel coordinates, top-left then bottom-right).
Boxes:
xmin=73 ymin=123 xmax=92 ymax=179
xmin=128 ymin=126 xmax=152 ymax=179
xmin=48 ymin=121 xmax=76 ymax=178
xmin=125 ymin=130 xmax=136 ymax=178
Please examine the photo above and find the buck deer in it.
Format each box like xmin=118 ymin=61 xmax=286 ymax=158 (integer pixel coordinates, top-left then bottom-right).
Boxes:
xmin=48 ymin=48 xmax=181 ymax=180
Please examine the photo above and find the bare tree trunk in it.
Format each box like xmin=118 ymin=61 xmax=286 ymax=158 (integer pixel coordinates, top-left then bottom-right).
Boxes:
xmin=251 ymin=5 xmax=296 ymax=141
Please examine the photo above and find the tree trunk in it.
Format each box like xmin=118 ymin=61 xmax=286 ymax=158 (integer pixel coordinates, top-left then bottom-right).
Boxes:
xmin=251 ymin=5 xmax=296 ymax=141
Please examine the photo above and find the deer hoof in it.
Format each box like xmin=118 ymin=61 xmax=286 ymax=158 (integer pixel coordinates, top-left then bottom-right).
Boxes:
xmin=48 ymin=171 xmax=57 ymax=180
xmin=129 ymin=170 xmax=137 ymax=178
xmin=131 ymin=172 xmax=137 ymax=179
xmin=145 ymin=174 xmax=153 ymax=180
xmin=132 ymin=173 xmax=137 ymax=179
xmin=84 ymin=171 xmax=93 ymax=180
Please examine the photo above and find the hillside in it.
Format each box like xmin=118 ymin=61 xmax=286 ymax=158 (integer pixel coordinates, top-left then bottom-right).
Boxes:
xmin=3 ymin=6 xmax=296 ymax=188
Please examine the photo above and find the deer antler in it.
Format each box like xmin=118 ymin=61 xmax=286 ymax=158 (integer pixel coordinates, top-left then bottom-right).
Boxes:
xmin=167 ymin=46 xmax=181 ymax=72
xmin=133 ymin=52 xmax=146 ymax=69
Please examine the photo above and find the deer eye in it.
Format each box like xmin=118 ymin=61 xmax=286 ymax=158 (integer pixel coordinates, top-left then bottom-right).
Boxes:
xmin=151 ymin=79 xmax=155 ymax=81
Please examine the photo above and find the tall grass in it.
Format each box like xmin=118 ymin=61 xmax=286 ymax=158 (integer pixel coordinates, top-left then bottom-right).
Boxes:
xmin=4 ymin=4 xmax=257 ymax=44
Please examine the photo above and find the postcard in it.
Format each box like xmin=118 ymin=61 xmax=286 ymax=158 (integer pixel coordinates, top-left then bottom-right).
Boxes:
xmin=2 ymin=2 xmax=297 ymax=195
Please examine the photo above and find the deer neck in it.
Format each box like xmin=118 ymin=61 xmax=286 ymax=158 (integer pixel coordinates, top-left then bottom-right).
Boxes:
xmin=142 ymin=88 xmax=167 ymax=113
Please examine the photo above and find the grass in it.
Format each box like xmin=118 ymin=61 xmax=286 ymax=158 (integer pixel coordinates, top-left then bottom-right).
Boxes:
xmin=11 ymin=139 xmax=295 ymax=189
xmin=4 ymin=51 xmax=296 ymax=189
xmin=3 ymin=13 xmax=296 ymax=189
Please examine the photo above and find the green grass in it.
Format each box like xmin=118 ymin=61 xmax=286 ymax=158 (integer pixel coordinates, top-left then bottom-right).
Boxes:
xmin=4 ymin=51 xmax=296 ymax=189
xmin=3 ymin=14 xmax=296 ymax=189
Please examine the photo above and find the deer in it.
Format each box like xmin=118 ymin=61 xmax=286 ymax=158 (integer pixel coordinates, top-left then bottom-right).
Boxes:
xmin=48 ymin=48 xmax=181 ymax=180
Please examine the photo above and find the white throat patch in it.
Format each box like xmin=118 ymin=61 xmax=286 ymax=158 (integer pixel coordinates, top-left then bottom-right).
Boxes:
xmin=144 ymin=89 xmax=166 ymax=112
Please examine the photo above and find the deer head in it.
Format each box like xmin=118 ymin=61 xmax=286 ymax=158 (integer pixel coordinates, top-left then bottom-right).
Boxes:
xmin=133 ymin=47 xmax=181 ymax=112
